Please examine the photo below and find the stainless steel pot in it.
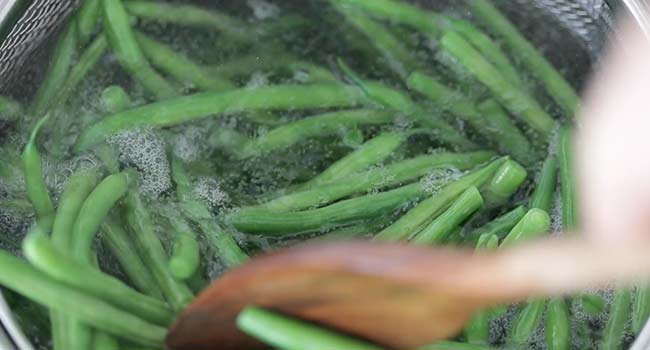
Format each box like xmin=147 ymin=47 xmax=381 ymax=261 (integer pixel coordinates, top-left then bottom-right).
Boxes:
xmin=0 ymin=0 xmax=648 ymax=349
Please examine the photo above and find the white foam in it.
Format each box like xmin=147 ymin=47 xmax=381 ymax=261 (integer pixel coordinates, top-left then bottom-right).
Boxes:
xmin=247 ymin=0 xmax=280 ymax=20
xmin=109 ymin=129 xmax=172 ymax=198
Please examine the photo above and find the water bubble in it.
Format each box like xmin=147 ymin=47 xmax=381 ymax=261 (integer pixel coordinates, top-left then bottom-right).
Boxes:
xmin=193 ymin=177 xmax=232 ymax=212
xmin=109 ymin=128 xmax=171 ymax=198
xmin=247 ymin=0 xmax=280 ymax=20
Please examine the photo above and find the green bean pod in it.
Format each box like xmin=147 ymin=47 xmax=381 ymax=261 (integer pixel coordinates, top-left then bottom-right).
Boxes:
xmin=333 ymin=2 xmax=419 ymax=79
xmin=23 ymin=115 xmax=55 ymax=232
xmin=509 ymin=299 xmax=546 ymax=346
xmin=102 ymin=217 xmax=163 ymax=299
xmin=580 ymin=294 xmax=605 ymax=316
xmin=559 ymin=126 xmax=578 ymax=230
xmin=239 ymin=109 xmax=394 ymax=158
xmin=375 ymin=157 xmax=506 ymax=241
xmin=102 ymin=0 xmax=176 ymax=100
xmin=633 ymin=287 xmax=650 ymax=334
xmin=467 ymin=0 xmax=580 ymax=116
xmin=601 ymin=289 xmax=632 ymax=350
xmin=101 ymin=85 xmax=132 ymax=114
xmin=237 ymin=306 xmax=381 ymax=350
xmin=545 ymin=298 xmax=570 ymax=350
xmin=23 ymin=232 xmax=173 ymax=325
xmin=445 ymin=17 xmax=524 ymax=88
xmin=30 ymin=22 xmax=77 ymax=116
xmin=92 ymin=332 xmax=119 ymax=350
xmin=337 ymin=61 xmax=475 ymax=150
xmin=231 ymin=182 xmax=426 ymax=235
xmin=125 ymin=192 xmax=193 ymax=310
xmin=407 ymin=72 xmax=532 ymax=162
xmin=0 ymin=247 xmax=166 ymax=346
xmin=168 ymin=227 xmax=201 ymax=281
xmin=124 ymin=1 xmax=251 ymax=42
xmin=482 ymin=160 xmax=528 ymax=207
xmin=341 ymin=126 xmax=365 ymax=148
xmin=76 ymin=0 xmax=101 ymax=44
xmin=302 ymin=132 xmax=410 ymax=189
xmin=440 ymin=31 xmax=556 ymax=137
xmin=411 ymin=186 xmax=484 ymax=245
xmin=529 ymin=155 xmax=558 ymax=212
xmin=467 ymin=205 xmax=527 ymax=241
xmin=75 ymin=84 xmax=368 ymax=151
xmin=72 ymin=172 xmax=130 ymax=263
xmin=55 ymin=34 xmax=108 ymax=106
xmin=257 ymin=151 xmax=493 ymax=212
xmin=49 ymin=168 xmax=100 ymax=350
xmin=500 ymin=208 xmax=551 ymax=248
xmin=476 ymin=99 xmax=534 ymax=164
xmin=170 ymin=157 xmax=249 ymax=268
xmin=135 ymin=32 xmax=232 ymax=91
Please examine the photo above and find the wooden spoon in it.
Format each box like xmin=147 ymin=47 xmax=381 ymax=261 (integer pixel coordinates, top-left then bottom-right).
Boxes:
xmin=166 ymin=238 xmax=650 ymax=350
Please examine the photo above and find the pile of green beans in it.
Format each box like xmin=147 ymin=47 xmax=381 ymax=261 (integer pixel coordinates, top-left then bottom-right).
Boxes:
xmin=0 ymin=0 xmax=638 ymax=349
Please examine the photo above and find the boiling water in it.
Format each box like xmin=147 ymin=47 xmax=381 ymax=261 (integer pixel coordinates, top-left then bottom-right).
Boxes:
xmin=0 ymin=0 xmax=629 ymax=349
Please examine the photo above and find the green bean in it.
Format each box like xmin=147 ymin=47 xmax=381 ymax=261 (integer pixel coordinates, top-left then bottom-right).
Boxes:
xmin=412 ymin=186 xmax=483 ymax=245
xmin=208 ymin=53 xmax=338 ymax=84
xmin=464 ymin=233 xmax=499 ymax=344
xmin=101 ymin=85 xmax=132 ymax=114
xmin=375 ymin=157 xmax=506 ymax=241
xmin=56 ymin=34 xmax=108 ymax=105
xmin=633 ymin=287 xmax=650 ymax=334
xmin=93 ymin=332 xmax=119 ymax=350
xmin=420 ymin=341 xmax=497 ymax=350
xmin=467 ymin=0 xmax=580 ymax=116
xmin=124 ymin=1 xmax=251 ymax=42
xmin=482 ymin=160 xmax=527 ymax=207
xmin=49 ymin=169 xmax=100 ymax=350
xmin=337 ymin=60 xmax=476 ymax=149
xmin=75 ymin=84 xmax=368 ymax=151
xmin=101 ymin=217 xmax=162 ymax=300
xmin=30 ymin=22 xmax=77 ymax=116
xmin=529 ymin=155 xmax=558 ymax=212
xmin=0 ymin=247 xmax=166 ymax=346
xmin=601 ymin=289 xmax=632 ymax=350
xmin=467 ymin=205 xmax=527 ymax=241
xmin=301 ymin=132 xmax=409 ymax=189
xmin=444 ymin=17 xmax=524 ymax=88
xmin=440 ymin=31 xmax=556 ymax=137
xmin=559 ymin=126 xmax=578 ymax=230
xmin=72 ymin=172 xmax=130 ymax=263
xmin=509 ymin=299 xmax=546 ymax=346
xmin=124 ymin=192 xmax=193 ymax=310
xmin=407 ymin=72 xmax=532 ymax=161
xmin=332 ymin=2 xmax=420 ymax=79
xmin=23 ymin=232 xmax=173 ymax=325
xmin=170 ymin=156 xmax=249 ymax=268
xmin=341 ymin=126 xmax=365 ymax=148
xmin=580 ymin=294 xmax=605 ymax=316
xmin=76 ymin=0 xmax=101 ymax=44
xmin=237 ymin=306 xmax=381 ymax=350
xmin=231 ymin=182 xmax=426 ymax=235
xmin=102 ymin=0 xmax=176 ymax=100
xmin=476 ymin=99 xmax=535 ymax=164
xmin=500 ymin=208 xmax=551 ymax=248
xmin=23 ymin=115 xmax=55 ymax=232
xmin=135 ymin=32 xmax=232 ymax=92
xmin=257 ymin=151 xmax=493 ymax=212
xmin=545 ymin=298 xmax=570 ymax=350
xmin=239 ymin=109 xmax=394 ymax=158
xmin=167 ymin=217 xmax=200 ymax=281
